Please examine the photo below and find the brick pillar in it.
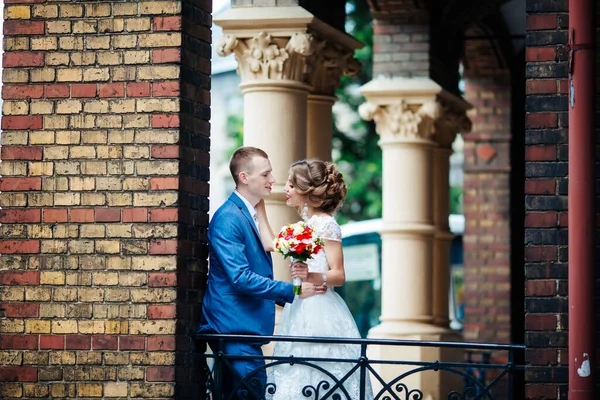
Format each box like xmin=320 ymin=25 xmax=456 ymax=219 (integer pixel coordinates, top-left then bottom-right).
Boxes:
xmin=371 ymin=15 xmax=461 ymax=94
xmin=0 ymin=1 xmax=210 ymax=398
xmin=462 ymin=35 xmax=512 ymax=345
xmin=523 ymin=3 xmax=570 ymax=399
xmin=373 ymin=21 xmax=430 ymax=78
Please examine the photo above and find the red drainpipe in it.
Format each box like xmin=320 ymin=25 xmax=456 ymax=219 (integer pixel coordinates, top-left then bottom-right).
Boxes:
xmin=568 ymin=0 xmax=596 ymax=398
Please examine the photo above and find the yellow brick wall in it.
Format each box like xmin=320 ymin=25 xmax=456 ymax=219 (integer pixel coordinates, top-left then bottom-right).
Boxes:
xmin=0 ymin=0 xmax=211 ymax=397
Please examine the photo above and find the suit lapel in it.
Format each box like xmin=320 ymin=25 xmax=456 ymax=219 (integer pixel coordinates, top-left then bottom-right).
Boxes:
xmin=228 ymin=194 xmax=269 ymax=258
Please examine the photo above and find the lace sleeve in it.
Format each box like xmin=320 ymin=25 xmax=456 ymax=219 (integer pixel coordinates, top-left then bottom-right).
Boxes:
xmin=320 ymin=218 xmax=342 ymax=242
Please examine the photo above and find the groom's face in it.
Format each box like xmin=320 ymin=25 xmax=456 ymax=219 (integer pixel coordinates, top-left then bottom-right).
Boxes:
xmin=241 ymin=156 xmax=275 ymax=201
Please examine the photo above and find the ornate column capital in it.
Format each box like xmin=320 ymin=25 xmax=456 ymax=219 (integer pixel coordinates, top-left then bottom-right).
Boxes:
xmin=216 ymin=31 xmax=314 ymax=83
xmin=359 ymin=100 xmax=441 ymax=140
xmin=307 ymin=40 xmax=362 ymax=96
xmin=213 ymin=6 xmax=363 ymax=88
xmin=432 ymin=99 xmax=472 ymax=148
xmin=358 ymin=77 xmax=472 ymax=143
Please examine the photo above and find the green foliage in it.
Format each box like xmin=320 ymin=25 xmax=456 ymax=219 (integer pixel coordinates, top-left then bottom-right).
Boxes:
xmin=450 ymin=185 xmax=463 ymax=215
xmin=225 ymin=113 xmax=244 ymax=160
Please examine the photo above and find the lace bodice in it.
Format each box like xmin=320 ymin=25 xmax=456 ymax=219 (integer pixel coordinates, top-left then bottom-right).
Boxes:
xmin=305 ymin=214 xmax=341 ymax=274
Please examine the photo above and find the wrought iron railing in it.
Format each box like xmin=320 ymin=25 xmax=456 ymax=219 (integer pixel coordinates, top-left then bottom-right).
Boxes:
xmin=195 ymin=334 xmax=525 ymax=400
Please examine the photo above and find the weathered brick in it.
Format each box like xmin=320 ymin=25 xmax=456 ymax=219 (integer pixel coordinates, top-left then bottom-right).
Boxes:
xmin=138 ymin=66 xmax=180 ymax=81
xmin=4 ymin=20 xmax=45 ymax=35
xmin=153 ymin=16 xmax=182 ymax=31
xmin=4 ymin=52 xmax=44 ymax=67
xmin=147 ymin=336 xmax=176 ymax=351
xmin=3 ymin=84 xmax=44 ymax=99
xmin=56 ymin=68 xmax=83 ymax=82
xmin=44 ymin=84 xmax=70 ymax=98
xmin=140 ymin=1 xmax=182 ymax=15
xmin=3 ymin=69 xmax=29 ymax=83
xmin=5 ymin=6 xmax=32 ymax=20
xmin=0 ymin=367 xmax=38 ymax=382
xmin=83 ymin=67 xmax=110 ymax=82
xmin=146 ymin=366 xmax=175 ymax=381
xmin=89 ymin=53 xmax=117 ymax=67
xmin=2 ymin=116 xmax=43 ymax=130
xmin=99 ymin=18 xmax=125 ymax=33
xmin=71 ymin=52 xmax=96 ymax=66
xmin=60 ymin=4 xmax=83 ymax=18
xmin=47 ymin=20 xmax=71 ymax=34
xmin=112 ymin=35 xmax=138 ymax=49
xmin=40 ymin=336 xmax=65 ymax=350
xmin=152 ymin=48 xmax=181 ymax=64
xmin=526 ymin=15 xmax=558 ymax=31
xmin=0 ymin=241 xmax=41 ymax=255
xmin=33 ymin=4 xmax=58 ymax=18
xmin=78 ymin=383 xmax=103 ymax=397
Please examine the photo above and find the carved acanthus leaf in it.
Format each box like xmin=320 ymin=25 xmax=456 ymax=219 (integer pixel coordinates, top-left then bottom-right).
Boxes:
xmin=433 ymin=102 xmax=473 ymax=147
xmin=307 ymin=40 xmax=362 ymax=95
xmin=359 ymin=100 xmax=441 ymax=139
xmin=215 ymin=32 xmax=315 ymax=82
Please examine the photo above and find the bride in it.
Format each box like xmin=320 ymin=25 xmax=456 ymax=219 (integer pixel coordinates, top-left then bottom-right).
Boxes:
xmin=256 ymin=159 xmax=374 ymax=400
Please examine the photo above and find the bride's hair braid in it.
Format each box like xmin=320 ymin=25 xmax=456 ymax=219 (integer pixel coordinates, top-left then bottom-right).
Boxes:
xmin=289 ymin=159 xmax=347 ymax=214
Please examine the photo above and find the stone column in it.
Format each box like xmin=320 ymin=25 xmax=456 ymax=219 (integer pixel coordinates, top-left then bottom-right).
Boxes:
xmin=306 ymin=43 xmax=361 ymax=161
xmin=432 ymin=110 xmax=472 ymax=328
xmin=359 ymin=77 xmax=471 ymax=399
xmin=359 ymin=78 xmax=441 ymax=336
xmin=214 ymin=7 xmax=362 ymax=282
xmin=306 ymin=94 xmax=335 ymax=161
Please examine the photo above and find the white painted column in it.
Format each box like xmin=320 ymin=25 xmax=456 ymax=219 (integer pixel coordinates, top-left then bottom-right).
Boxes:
xmin=359 ymin=78 xmax=472 ymax=399
xmin=306 ymin=46 xmax=361 ymax=161
xmin=359 ymin=79 xmax=442 ymax=335
xmin=432 ymin=108 xmax=472 ymax=328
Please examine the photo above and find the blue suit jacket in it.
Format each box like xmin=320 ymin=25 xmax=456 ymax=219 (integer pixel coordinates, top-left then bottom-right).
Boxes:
xmin=199 ymin=193 xmax=295 ymax=337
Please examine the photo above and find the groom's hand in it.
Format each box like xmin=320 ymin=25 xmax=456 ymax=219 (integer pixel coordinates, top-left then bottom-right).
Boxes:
xmin=298 ymin=282 xmax=326 ymax=299
xmin=290 ymin=261 xmax=309 ymax=281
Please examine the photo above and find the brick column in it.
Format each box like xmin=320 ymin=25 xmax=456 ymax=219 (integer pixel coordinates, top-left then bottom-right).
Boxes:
xmin=523 ymin=3 xmax=570 ymax=398
xmin=372 ymin=17 xmax=461 ymax=94
xmin=373 ymin=21 xmax=430 ymax=78
xmin=462 ymin=36 xmax=513 ymax=344
xmin=0 ymin=1 xmax=210 ymax=398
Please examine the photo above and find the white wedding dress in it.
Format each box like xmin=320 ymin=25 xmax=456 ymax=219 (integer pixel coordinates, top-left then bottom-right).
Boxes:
xmin=266 ymin=214 xmax=374 ymax=400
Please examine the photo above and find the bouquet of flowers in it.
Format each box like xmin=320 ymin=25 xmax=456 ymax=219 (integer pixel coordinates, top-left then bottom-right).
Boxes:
xmin=273 ymin=221 xmax=324 ymax=295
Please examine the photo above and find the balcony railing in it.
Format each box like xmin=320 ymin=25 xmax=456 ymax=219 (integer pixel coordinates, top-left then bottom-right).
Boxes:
xmin=195 ymin=334 xmax=525 ymax=400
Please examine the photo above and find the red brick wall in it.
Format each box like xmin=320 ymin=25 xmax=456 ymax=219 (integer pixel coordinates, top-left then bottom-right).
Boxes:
xmin=524 ymin=1 xmax=570 ymax=398
xmin=0 ymin=0 xmax=211 ymax=397
xmin=462 ymin=34 xmax=513 ymax=345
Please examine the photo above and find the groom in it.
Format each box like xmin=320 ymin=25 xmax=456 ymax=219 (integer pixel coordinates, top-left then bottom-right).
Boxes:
xmin=199 ymin=146 xmax=301 ymax=398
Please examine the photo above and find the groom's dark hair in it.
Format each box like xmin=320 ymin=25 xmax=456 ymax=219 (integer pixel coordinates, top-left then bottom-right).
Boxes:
xmin=229 ymin=146 xmax=269 ymax=185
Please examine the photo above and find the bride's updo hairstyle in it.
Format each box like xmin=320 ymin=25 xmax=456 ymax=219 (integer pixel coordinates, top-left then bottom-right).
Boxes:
xmin=289 ymin=159 xmax=347 ymax=214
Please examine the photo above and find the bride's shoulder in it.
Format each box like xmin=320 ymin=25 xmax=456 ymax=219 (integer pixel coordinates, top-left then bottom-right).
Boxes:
xmin=311 ymin=214 xmax=342 ymax=241
xmin=311 ymin=213 xmax=338 ymax=225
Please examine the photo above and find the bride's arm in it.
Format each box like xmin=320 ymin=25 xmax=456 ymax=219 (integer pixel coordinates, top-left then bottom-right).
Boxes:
xmin=306 ymin=239 xmax=346 ymax=287
xmin=256 ymin=199 xmax=275 ymax=252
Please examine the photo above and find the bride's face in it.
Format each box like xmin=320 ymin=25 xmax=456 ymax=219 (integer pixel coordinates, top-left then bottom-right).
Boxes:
xmin=284 ymin=175 xmax=305 ymax=208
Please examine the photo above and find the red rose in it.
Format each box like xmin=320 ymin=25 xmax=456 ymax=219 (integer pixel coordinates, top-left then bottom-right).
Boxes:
xmin=295 ymin=243 xmax=306 ymax=254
